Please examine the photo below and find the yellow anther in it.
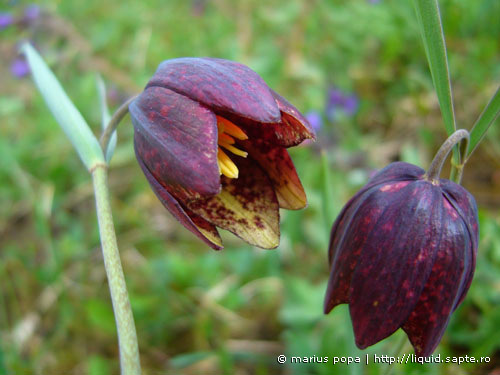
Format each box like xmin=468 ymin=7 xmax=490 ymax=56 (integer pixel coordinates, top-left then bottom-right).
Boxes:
xmin=217 ymin=116 xmax=248 ymax=140
xmin=215 ymin=117 xmax=249 ymax=179
xmin=219 ymin=142 xmax=248 ymax=157
xmin=218 ymin=132 xmax=235 ymax=144
xmin=217 ymin=122 xmax=225 ymax=134
xmin=217 ymin=148 xmax=239 ymax=178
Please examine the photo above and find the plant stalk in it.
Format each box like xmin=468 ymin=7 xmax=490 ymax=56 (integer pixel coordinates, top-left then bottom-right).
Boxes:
xmin=100 ymin=95 xmax=138 ymax=154
xmin=425 ymin=129 xmax=469 ymax=184
xmin=91 ymin=164 xmax=141 ymax=375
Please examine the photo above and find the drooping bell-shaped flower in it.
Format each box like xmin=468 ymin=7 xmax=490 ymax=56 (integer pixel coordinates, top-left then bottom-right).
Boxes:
xmin=324 ymin=161 xmax=478 ymax=357
xmin=130 ymin=58 xmax=315 ymax=250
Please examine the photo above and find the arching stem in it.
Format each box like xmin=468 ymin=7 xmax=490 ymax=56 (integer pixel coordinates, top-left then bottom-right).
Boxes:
xmin=100 ymin=95 xmax=138 ymax=154
xmin=425 ymin=129 xmax=469 ymax=184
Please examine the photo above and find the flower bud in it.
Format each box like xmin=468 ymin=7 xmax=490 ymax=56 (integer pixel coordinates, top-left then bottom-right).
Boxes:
xmin=324 ymin=162 xmax=478 ymax=357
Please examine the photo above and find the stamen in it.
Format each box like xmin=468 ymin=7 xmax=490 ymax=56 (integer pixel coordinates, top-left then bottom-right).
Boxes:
xmin=218 ymin=132 xmax=235 ymax=144
xmin=219 ymin=142 xmax=248 ymax=157
xmin=217 ymin=116 xmax=248 ymax=140
xmin=218 ymin=148 xmax=239 ymax=178
xmin=216 ymin=116 xmax=249 ymax=179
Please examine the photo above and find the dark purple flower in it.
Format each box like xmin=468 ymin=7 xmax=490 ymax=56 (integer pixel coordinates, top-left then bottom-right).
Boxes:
xmin=305 ymin=111 xmax=323 ymax=132
xmin=324 ymin=162 xmax=478 ymax=357
xmin=0 ymin=13 xmax=14 ymax=30
xmin=10 ymin=58 xmax=30 ymax=78
xmin=130 ymin=57 xmax=315 ymax=250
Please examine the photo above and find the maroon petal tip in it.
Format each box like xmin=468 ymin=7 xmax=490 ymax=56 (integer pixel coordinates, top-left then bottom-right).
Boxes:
xmin=135 ymin=148 xmax=224 ymax=250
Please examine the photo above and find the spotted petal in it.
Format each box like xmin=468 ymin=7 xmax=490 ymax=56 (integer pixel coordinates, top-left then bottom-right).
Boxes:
xmin=130 ymin=86 xmax=220 ymax=201
xmin=349 ymin=182 xmax=441 ymax=349
xmin=440 ymin=180 xmax=479 ymax=308
xmin=402 ymin=212 xmax=471 ymax=356
xmin=183 ymin=156 xmax=280 ymax=249
xmin=241 ymin=140 xmax=307 ymax=209
xmin=135 ymin=150 xmax=223 ymax=250
xmin=324 ymin=187 xmax=384 ymax=313
xmin=147 ymin=57 xmax=281 ymax=124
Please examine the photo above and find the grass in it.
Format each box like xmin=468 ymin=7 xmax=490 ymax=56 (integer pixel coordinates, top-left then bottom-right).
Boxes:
xmin=0 ymin=0 xmax=499 ymax=374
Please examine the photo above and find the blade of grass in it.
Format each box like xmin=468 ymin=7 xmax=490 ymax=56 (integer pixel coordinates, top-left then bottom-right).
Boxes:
xmin=466 ymin=87 xmax=500 ymax=159
xmin=413 ymin=0 xmax=456 ymax=135
xmin=21 ymin=43 xmax=105 ymax=171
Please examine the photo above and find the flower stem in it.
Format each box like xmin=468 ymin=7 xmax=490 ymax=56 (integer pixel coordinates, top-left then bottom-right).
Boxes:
xmin=425 ymin=129 xmax=469 ymax=184
xmin=100 ymin=95 xmax=138 ymax=155
xmin=91 ymin=164 xmax=141 ymax=375
xmin=383 ymin=333 xmax=410 ymax=375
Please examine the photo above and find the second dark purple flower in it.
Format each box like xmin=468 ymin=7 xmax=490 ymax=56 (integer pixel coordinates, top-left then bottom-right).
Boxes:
xmin=324 ymin=162 xmax=478 ymax=356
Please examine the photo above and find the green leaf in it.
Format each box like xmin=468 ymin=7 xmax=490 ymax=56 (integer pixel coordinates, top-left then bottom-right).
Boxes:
xmin=21 ymin=43 xmax=105 ymax=171
xmin=96 ymin=75 xmax=117 ymax=163
xmin=467 ymin=87 xmax=500 ymax=158
xmin=413 ymin=0 xmax=456 ymax=136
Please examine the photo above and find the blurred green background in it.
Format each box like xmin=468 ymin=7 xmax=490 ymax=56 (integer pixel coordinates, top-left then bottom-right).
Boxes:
xmin=1 ymin=0 xmax=499 ymax=374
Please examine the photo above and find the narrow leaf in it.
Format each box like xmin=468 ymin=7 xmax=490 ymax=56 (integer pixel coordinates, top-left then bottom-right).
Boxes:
xmin=467 ymin=87 xmax=500 ymax=158
xmin=413 ymin=0 xmax=456 ymax=135
xmin=96 ymin=75 xmax=117 ymax=162
xmin=21 ymin=43 xmax=105 ymax=171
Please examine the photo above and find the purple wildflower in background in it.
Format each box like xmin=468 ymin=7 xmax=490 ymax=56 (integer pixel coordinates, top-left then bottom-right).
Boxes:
xmin=23 ymin=4 xmax=40 ymax=23
xmin=368 ymin=0 xmax=381 ymax=4
xmin=343 ymin=94 xmax=359 ymax=116
xmin=305 ymin=111 xmax=323 ymax=133
xmin=326 ymin=87 xmax=360 ymax=120
xmin=0 ymin=13 xmax=14 ymax=30
xmin=327 ymin=89 xmax=345 ymax=107
xmin=10 ymin=58 xmax=30 ymax=78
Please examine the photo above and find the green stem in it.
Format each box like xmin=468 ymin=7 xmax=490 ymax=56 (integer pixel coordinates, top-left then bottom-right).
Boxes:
xmin=383 ymin=334 xmax=409 ymax=375
xmin=425 ymin=129 xmax=469 ymax=184
xmin=91 ymin=165 xmax=141 ymax=375
xmin=100 ymin=95 xmax=138 ymax=155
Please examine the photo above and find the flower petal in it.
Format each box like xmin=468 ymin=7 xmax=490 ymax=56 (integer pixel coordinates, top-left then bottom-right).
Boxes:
xmin=216 ymin=91 xmax=316 ymax=148
xmin=325 ymin=163 xmax=425 ymax=311
xmin=184 ymin=156 xmax=280 ymax=249
xmin=147 ymin=57 xmax=281 ymax=124
xmin=440 ymin=180 xmax=479 ymax=309
xmin=241 ymin=140 xmax=307 ymax=209
xmin=135 ymin=151 xmax=223 ymax=250
xmin=402 ymin=212 xmax=471 ymax=357
xmin=130 ymin=87 xmax=220 ymax=200
xmin=366 ymin=162 xmax=424 ymax=188
xmin=324 ymin=184 xmax=387 ymax=313
xmin=349 ymin=182 xmax=442 ymax=349
xmin=223 ymin=109 xmax=315 ymax=147
xmin=271 ymin=89 xmax=316 ymax=144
